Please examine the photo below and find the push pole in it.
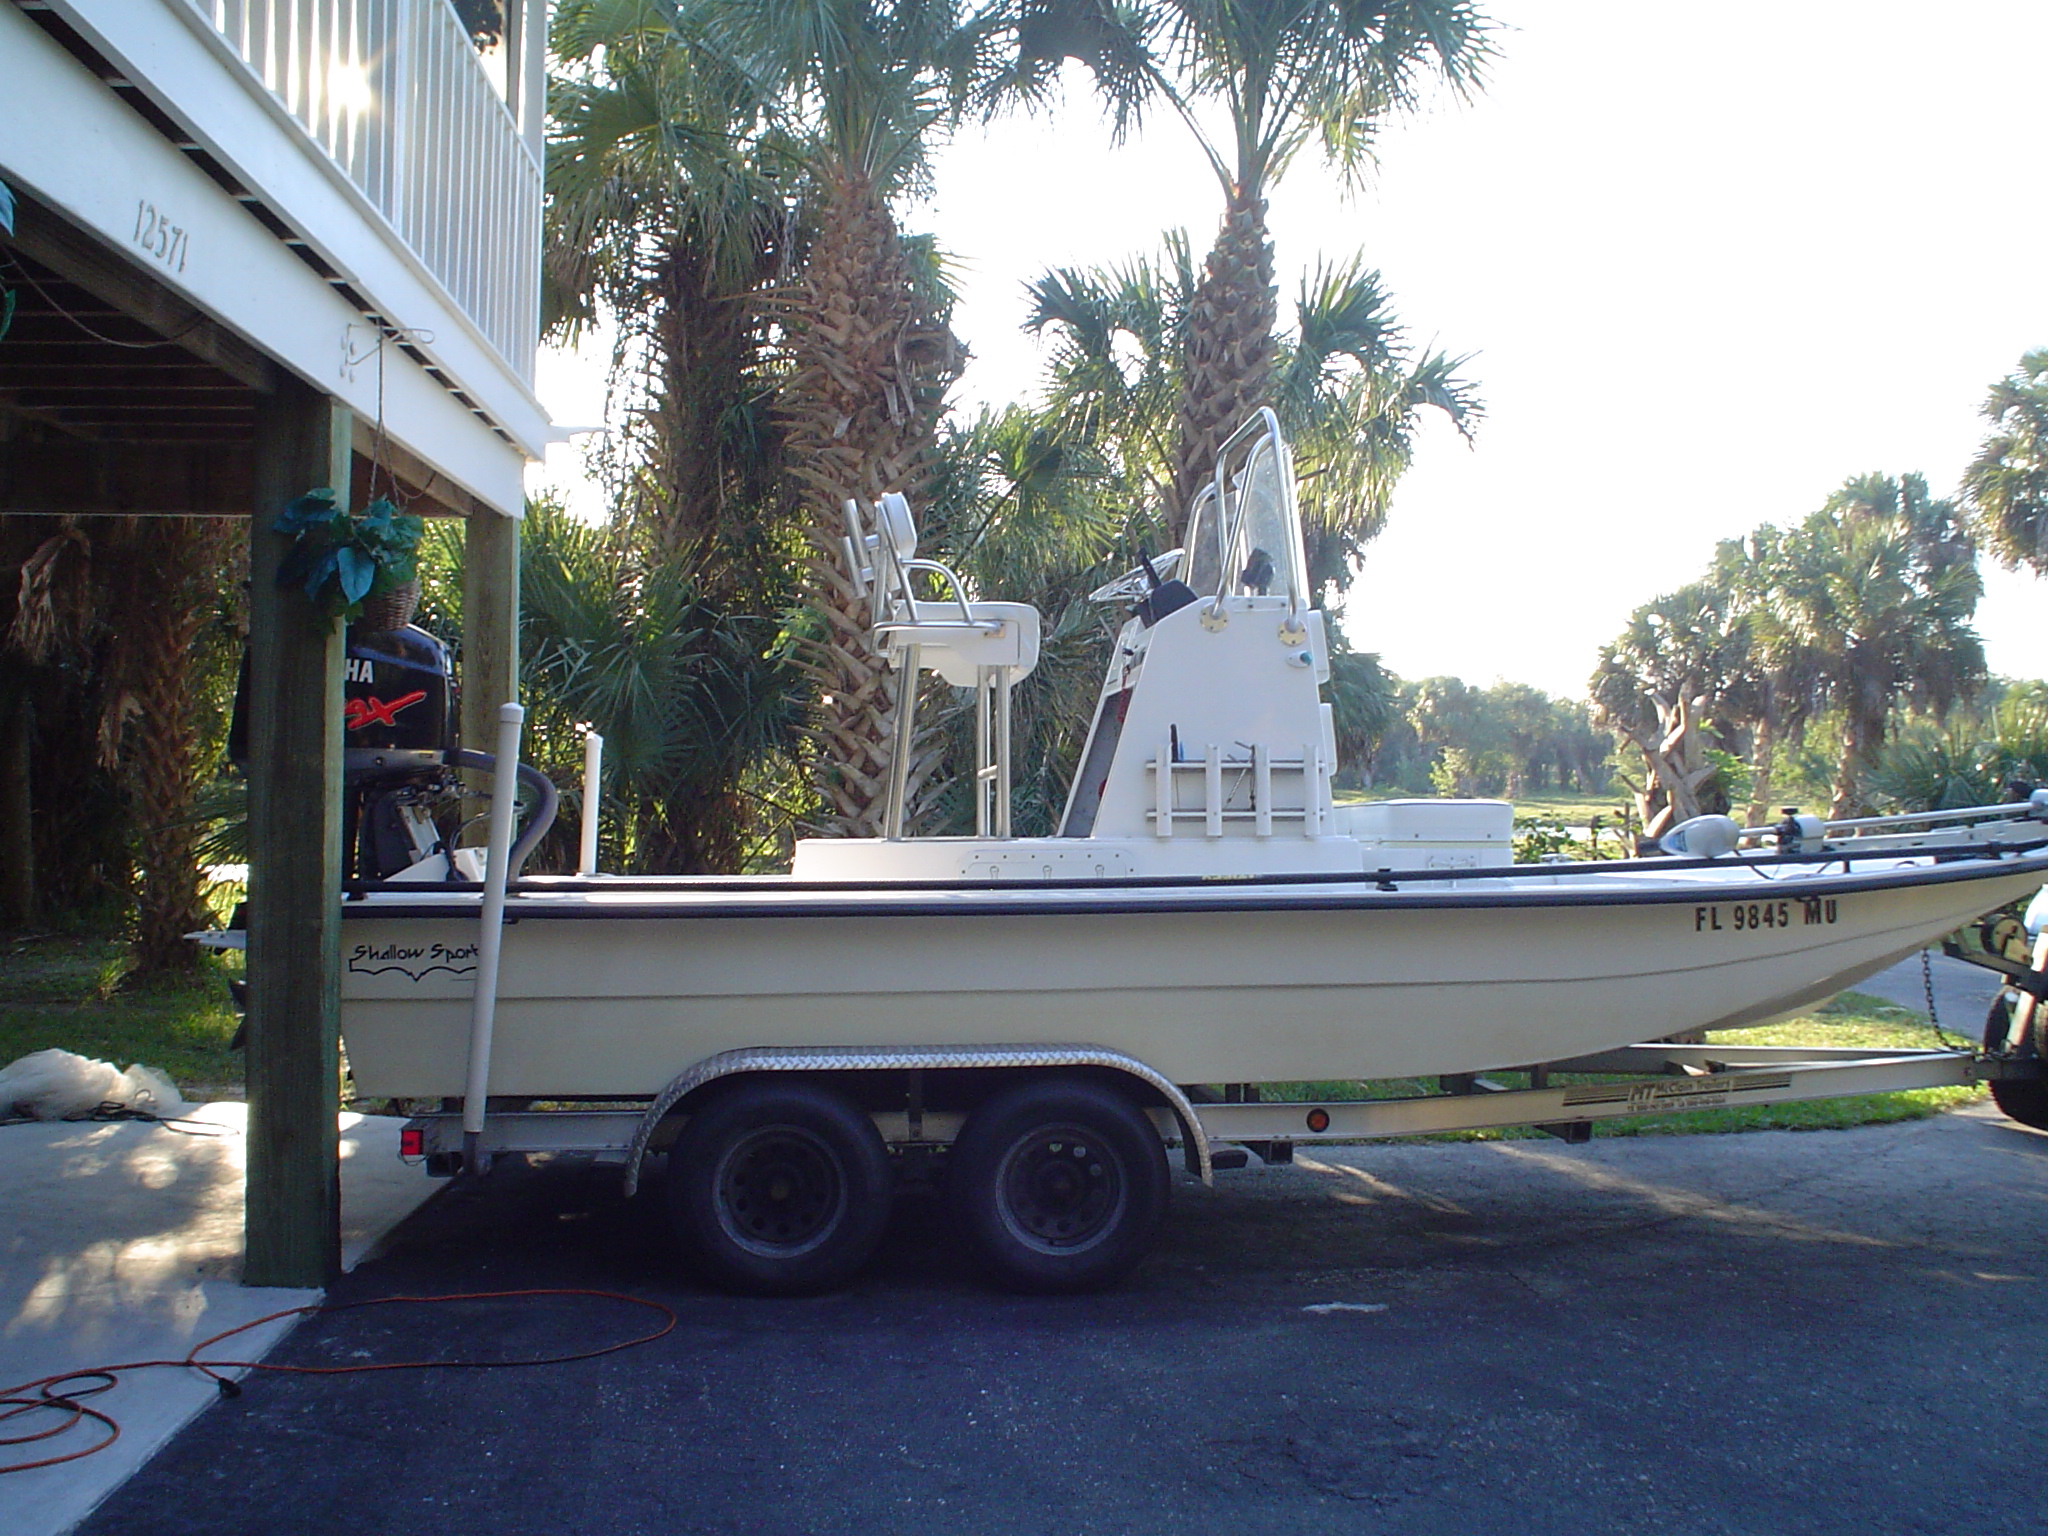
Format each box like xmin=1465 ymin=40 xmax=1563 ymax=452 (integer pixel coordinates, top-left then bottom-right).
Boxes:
xmin=579 ymin=728 xmax=603 ymax=875
xmin=462 ymin=702 xmax=524 ymax=1175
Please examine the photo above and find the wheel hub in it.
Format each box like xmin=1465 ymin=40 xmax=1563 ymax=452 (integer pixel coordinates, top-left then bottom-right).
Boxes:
xmin=998 ymin=1127 xmax=1125 ymax=1251
xmin=716 ymin=1126 xmax=845 ymax=1256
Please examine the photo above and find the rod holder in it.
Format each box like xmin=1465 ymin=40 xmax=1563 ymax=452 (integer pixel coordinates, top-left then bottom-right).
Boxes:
xmin=579 ymin=729 xmax=604 ymax=875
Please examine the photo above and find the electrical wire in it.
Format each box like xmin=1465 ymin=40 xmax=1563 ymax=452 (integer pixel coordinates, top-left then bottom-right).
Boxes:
xmin=0 ymin=1288 xmax=677 ymax=1475
xmin=0 ymin=253 xmax=203 ymax=351
xmin=0 ymin=1103 xmax=227 ymax=1135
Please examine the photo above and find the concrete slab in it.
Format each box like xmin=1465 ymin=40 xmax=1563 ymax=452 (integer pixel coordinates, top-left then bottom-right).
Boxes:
xmin=1 ymin=1105 xmax=438 ymax=1535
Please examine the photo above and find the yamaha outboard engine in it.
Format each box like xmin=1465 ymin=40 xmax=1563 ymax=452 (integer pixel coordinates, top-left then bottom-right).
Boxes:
xmin=341 ymin=622 xmax=463 ymax=878
xmin=230 ymin=617 xmax=556 ymax=881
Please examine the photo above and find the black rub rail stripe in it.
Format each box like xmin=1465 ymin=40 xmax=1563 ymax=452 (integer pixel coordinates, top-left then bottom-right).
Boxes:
xmin=344 ymin=836 xmax=2048 ymax=900
xmin=341 ymin=844 xmax=2048 ymax=922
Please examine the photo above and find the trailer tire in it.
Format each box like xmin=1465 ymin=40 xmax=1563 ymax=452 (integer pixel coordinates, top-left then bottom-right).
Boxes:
xmin=948 ymin=1078 xmax=1169 ymax=1294
xmin=668 ymin=1079 xmax=892 ymax=1296
xmin=1985 ymin=996 xmax=2048 ymax=1132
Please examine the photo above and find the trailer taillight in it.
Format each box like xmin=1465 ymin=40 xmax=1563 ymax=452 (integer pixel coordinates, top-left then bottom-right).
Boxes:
xmin=400 ymin=1126 xmax=425 ymax=1158
xmin=1304 ymin=1108 xmax=1330 ymax=1133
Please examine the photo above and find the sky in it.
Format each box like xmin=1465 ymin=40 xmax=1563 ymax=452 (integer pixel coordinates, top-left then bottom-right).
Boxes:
xmin=533 ymin=0 xmax=2048 ymax=700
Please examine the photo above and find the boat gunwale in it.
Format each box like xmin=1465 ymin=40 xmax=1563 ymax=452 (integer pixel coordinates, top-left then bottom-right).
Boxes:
xmin=338 ymin=842 xmax=2048 ymax=922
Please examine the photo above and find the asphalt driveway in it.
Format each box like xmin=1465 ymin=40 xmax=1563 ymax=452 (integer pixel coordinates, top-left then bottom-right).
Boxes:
xmin=76 ymin=1098 xmax=2048 ymax=1536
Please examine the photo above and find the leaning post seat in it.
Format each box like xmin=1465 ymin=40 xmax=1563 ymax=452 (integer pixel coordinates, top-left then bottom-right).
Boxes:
xmin=841 ymin=493 xmax=1043 ymax=839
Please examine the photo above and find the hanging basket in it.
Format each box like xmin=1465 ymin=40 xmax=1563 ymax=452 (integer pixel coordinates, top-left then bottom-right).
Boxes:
xmin=272 ymin=491 xmax=423 ymax=631
xmin=354 ymin=579 xmax=419 ymax=633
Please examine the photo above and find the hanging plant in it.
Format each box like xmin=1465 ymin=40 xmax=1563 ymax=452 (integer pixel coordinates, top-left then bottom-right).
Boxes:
xmin=272 ymin=489 xmax=424 ymax=628
xmin=1 ymin=176 xmax=17 ymax=342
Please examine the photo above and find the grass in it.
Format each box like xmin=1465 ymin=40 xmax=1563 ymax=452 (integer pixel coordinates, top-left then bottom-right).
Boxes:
xmin=0 ymin=931 xmax=244 ymax=1100
xmin=1264 ymin=991 xmax=1982 ymax=1142
xmin=1341 ymin=786 xmax=1632 ymax=825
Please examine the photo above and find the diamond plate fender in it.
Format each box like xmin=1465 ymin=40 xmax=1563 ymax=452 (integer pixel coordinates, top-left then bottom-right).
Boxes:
xmin=620 ymin=1043 xmax=1212 ymax=1196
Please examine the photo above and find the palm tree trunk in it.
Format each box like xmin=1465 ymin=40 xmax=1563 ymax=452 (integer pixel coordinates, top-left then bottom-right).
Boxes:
xmin=1170 ymin=186 xmax=1277 ymax=539
xmin=776 ymin=164 xmax=960 ymax=836
xmin=1744 ymin=710 xmax=1778 ymax=827
xmin=1830 ymin=710 xmax=1878 ymax=822
xmin=646 ymin=237 xmax=779 ymax=586
xmin=115 ymin=519 xmax=233 ymax=973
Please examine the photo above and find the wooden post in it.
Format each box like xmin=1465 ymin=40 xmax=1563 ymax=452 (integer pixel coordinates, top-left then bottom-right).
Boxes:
xmin=459 ymin=506 xmax=520 ymax=833
xmin=243 ymin=380 xmax=350 ymax=1288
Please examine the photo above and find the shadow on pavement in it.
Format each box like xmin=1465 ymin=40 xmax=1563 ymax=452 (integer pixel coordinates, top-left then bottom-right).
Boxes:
xmin=78 ymin=1114 xmax=2048 ymax=1536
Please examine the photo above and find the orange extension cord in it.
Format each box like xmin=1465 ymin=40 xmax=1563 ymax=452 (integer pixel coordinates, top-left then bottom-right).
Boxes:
xmin=0 ymin=1289 xmax=678 ymax=1475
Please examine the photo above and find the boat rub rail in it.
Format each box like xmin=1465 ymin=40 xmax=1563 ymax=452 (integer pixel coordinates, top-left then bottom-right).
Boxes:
xmin=337 ymin=842 xmax=2048 ymax=922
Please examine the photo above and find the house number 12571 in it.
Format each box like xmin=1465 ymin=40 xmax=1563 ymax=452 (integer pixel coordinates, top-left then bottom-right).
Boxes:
xmin=132 ymin=199 xmax=189 ymax=273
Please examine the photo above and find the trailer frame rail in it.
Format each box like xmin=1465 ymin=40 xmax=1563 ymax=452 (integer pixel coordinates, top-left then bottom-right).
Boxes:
xmin=397 ymin=1041 xmax=2038 ymax=1176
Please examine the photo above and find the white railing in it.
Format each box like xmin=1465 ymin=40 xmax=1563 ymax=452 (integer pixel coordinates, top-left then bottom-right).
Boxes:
xmin=185 ymin=0 xmax=540 ymax=386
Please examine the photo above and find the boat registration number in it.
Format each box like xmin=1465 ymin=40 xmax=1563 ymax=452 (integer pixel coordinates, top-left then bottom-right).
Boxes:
xmin=1693 ymin=897 xmax=1839 ymax=933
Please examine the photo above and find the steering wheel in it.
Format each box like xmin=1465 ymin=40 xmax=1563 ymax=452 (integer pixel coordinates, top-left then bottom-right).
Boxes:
xmin=1088 ymin=548 xmax=1184 ymax=604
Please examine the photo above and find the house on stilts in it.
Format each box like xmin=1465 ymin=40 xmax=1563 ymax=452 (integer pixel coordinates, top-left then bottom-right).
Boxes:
xmin=0 ymin=0 xmax=550 ymax=1283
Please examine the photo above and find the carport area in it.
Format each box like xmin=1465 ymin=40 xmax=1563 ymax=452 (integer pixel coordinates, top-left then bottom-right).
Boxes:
xmin=3 ymin=186 xmax=519 ymax=1291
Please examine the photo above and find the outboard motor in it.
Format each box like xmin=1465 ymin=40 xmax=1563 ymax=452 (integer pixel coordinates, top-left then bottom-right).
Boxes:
xmin=340 ymin=621 xmax=463 ymax=879
xmin=230 ymin=615 xmax=556 ymax=881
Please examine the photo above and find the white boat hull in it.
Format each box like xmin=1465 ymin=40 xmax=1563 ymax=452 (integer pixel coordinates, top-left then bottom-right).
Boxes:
xmin=336 ymin=853 xmax=2048 ymax=1099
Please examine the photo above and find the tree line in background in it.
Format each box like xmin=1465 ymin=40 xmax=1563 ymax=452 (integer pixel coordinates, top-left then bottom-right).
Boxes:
xmin=1591 ymin=388 xmax=2048 ymax=838
xmin=6 ymin=3 xmax=2048 ymax=975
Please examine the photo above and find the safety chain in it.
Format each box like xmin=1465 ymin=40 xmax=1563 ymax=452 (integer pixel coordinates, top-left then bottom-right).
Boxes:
xmin=1921 ymin=948 xmax=1967 ymax=1050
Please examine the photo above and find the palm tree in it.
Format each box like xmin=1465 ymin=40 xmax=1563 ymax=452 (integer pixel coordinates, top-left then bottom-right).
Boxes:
xmin=516 ymin=500 xmax=806 ymax=872
xmin=1129 ymin=0 xmax=1494 ymax=532
xmin=915 ymin=404 xmax=1132 ymax=832
xmin=1324 ymin=643 xmax=1398 ymax=787
xmin=1025 ymin=236 xmax=1194 ymax=523
xmin=1962 ymin=347 xmax=2048 ymax=577
xmin=707 ymin=0 xmax=985 ymax=835
xmin=1765 ymin=473 xmax=1985 ymax=819
xmin=1589 ymin=584 xmax=1747 ymax=837
xmin=546 ymin=0 xmax=798 ymax=590
xmin=1027 ymin=241 xmax=1477 ymax=600
xmin=1712 ymin=527 xmax=1824 ymax=825
xmin=1 ymin=514 xmax=240 ymax=969
xmin=1273 ymin=258 xmax=1479 ymax=594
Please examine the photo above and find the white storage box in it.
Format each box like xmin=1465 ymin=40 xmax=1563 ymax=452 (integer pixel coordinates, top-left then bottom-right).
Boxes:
xmin=1332 ymin=798 xmax=1514 ymax=871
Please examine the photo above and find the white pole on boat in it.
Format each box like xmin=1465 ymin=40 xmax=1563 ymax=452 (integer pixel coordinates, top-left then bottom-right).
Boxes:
xmin=994 ymin=667 xmax=1013 ymax=839
xmin=579 ymin=728 xmax=604 ymax=875
xmin=884 ymin=647 xmax=919 ymax=839
xmin=463 ymin=702 xmax=524 ymax=1176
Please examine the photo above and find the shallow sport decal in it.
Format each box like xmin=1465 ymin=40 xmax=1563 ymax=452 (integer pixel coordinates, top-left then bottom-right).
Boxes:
xmin=346 ymin=939 xmax=478 ymax=981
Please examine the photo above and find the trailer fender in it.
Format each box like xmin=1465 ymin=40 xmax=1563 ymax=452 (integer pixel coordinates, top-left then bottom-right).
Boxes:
xmin=621 ymin=1044 xmax=1212 ymax=1196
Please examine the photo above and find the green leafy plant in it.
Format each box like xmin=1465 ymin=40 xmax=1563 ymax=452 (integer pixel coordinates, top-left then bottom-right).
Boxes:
xmin=1 ymin=174 xmax=16 ymax=342
xmin=1513 ymin=813 xmax=1586 ymax=863
xmin=271 ymin=490 xmax=422 ymax=628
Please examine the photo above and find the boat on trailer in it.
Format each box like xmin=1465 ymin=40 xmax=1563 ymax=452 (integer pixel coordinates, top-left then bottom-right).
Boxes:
xmin=324 ymin=412 xmax=2048 ymax=1295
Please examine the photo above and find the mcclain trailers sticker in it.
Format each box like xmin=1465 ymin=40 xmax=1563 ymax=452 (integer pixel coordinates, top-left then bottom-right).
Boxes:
xmin=346 ymin=940 xmax=479 ymax=981
xmin=1562 ymin=1074 xmax=1795 ymax=1113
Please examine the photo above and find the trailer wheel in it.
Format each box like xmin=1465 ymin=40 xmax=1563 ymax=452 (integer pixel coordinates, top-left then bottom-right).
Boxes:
xmin=1985 ymin=996 xmax=2048 ymax=1132
xmin=668 ymin=1080 xmax=892 ymax=1296
xmin=948 ymin=1079 xmax=1169 ymax=1294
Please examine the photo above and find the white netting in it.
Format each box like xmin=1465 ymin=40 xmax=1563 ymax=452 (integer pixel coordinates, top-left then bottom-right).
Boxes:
xmin=0 ymin=1048 xmax=194 ymax=1122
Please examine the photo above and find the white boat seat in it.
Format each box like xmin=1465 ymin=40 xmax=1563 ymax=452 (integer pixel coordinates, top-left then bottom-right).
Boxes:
xmin=876 ymin=599 xmax=1041 ymax=687
xmin=842 ymin=490 xmax=1041 ymax=838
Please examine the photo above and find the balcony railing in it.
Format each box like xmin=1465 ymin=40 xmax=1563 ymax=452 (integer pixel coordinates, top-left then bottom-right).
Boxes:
xmin=186 ymin=0 xmax=540 ymax=385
